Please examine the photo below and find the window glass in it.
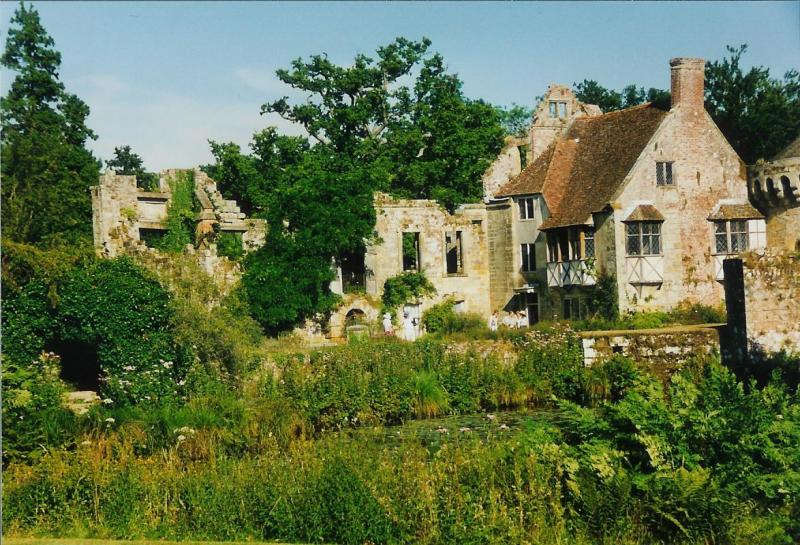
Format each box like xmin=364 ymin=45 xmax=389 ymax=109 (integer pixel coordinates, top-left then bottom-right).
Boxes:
xmin=521 ymin=243 xmax=536 ymax=272
xmin=626 ymin=223 xmax=641 ymax=255
xmin=626 ymin=222 xmax=661 ymax=256
xmin=518 ymin=197 xmax=535 ymax=220
xmin=730 ymin=220 xmax=748 ymax=253
xmin=656 ymin=162 xmax=674 ymax=185
xmin=584 ymin=228 xmax=595 ymax=259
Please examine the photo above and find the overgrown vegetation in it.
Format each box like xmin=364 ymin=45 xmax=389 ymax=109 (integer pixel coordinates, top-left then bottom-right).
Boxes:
xmin=157 ymin=170 xmax=198 ymax=254
xmin=381 ymin=271 xmax=436 ymax=313
xmin=421 ymin=298 xmax=486 ymax=336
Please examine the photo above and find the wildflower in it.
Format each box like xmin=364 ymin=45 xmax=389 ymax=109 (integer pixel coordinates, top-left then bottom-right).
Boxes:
xmin=123 ymin=365 xmax=135 ymax=371
xmin=102 ymin=398 xmax=114 ymax=405
xmin=436 ymin=427 xmax=449 ymax=434
xmin=499 ymin=424 xmax=510 ymax=430
xmin=486 ymin=414 xmax=496 ymax=421
xmin=105 ymin=417 xmax=115 ymax=424
xmin=459 ymin=427 xmax=471 ymax=433
xmin=81 ymin=440 xmax=92 ymax=446
xmin=177 ymin=435 xmax=186 ymax=442
xmin=162 ymin=361 xmax=173 ymax=369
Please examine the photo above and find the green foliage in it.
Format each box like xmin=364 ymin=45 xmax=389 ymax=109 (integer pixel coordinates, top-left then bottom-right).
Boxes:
xmin=422 ymin=298 xmax=487 ymax=336
xmin=1 ymin=352 xmax=77 ymax=465
xmin=105 ymin=144 xmax=158 ymax=191
xmin=573 ymin=79 xmax=669 ymax=112
xmin=585 ymin=272 xmax=619 ymax=321
xmin=156 ymin=170 xmax=197 ymax=254
xmin=705 ymin=44 xmax=800 ymax=163
xmin=381 ymin=271 xmax=436 ymax=311
xmin=494 ymin=102 xmax=534 ymax=137
xmin=411 ymin=369 xmax=449 ymax=417
xmin=1 ymin=2 xmax=100 ymax=245
xmin=215 ymin=231 xmax=244 ymax=261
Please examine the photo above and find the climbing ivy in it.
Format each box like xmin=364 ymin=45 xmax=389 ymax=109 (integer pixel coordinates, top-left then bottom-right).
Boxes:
xmin=157 ymin=170 xmax=198 ymax=254
xmin=381 ymin=271 xmax=436 ymax=313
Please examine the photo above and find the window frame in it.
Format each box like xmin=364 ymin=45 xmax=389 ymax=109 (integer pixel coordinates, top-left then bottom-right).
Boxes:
xmin=520 ymin=243 xmax=536 ymax=272
xmin=518 ymin=197 xmax=535 ymax=220
xmin=583 ymin=228 xmax=595 ymax=259
xmin=402 ymin=231 xmax=421 ymax=272
xmin=625 ymin=221 xmax=663 ymax=257
xmin=714 ymin=220 xmax=749 ymax=255
xmin=562 ymin=296 xmax=583 ymax=320
xmin=656 ymin=161 xmax=675 ymax=186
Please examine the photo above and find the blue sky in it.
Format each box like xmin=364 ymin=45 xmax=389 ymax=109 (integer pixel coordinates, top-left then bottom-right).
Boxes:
xmin=1 ymin=1 xmax=798 ymax=170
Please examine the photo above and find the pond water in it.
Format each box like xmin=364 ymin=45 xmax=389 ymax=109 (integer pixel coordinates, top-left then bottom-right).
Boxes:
xmin=341 ymin=408 xmax=560 ymax=451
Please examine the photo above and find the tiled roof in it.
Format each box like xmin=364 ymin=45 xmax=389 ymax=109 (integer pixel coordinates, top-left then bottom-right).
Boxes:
xmin=495 ymin=142 xmax=557 ymax=197
xmin=514 ymin=103 xmax=670 ymax=230
xmin=624 ymin=204 xmax=665 ymax=222
xmin=774 ymin=135 xmax=800 ymax=160
xmin=707 ymin=203 xmax=764 ymax=221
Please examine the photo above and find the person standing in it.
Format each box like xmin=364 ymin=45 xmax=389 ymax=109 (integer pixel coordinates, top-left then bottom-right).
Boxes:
xmin=517 ymin=309 xmax=528 ymax=329
xmin=488 ymin=310 xmax=499 ymax=332
xmin=382 ymin=312 xmax=394 ymax=336
xmin=401 ymin=312 xmax=415 ymax=341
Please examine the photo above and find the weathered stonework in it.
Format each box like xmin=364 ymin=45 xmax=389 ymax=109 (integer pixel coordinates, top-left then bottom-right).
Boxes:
xmin=740 ymin=250 xmax=800 ymax=353
xmin=579 ymin=324 xmax=722 ymax=377
xmin=747 ymin=139 xmax=800 ymax=252
xmin=90 ymin=168 xmax=266 ymax=290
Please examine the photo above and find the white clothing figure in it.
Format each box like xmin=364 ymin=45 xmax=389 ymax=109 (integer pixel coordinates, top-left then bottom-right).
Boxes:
xmin=501 ymin=312 xmax=516 ymax=329
xmin=382 ymin=313 xmax=394 ymax=336
xmin=488 ymin=311 xmax=499 ymax=332
xmin=401 ymin=312 xmax=415 ymax=341
xmin=517 ymin=310 xmax=528 ymax=329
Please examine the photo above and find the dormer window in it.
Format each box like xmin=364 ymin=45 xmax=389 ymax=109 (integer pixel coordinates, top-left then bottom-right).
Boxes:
xmin=626 ymin=222 xmax=662 ymax=256
xmin=714 ymin=220 xmax=748 ymax=254
xmin=656 ymin=161 xmax=674 ymax=185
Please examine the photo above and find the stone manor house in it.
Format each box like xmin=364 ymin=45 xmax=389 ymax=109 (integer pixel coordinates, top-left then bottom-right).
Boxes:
xmin=92 ymin=57 xmax=799 ymax=339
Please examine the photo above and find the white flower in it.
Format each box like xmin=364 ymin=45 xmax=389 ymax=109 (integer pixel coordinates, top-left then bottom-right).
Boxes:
xmin=105 ymin=417 xmax=115 ymax=424
xmin=123 ymin=365 xmax=135 ymax=371
xmin=177 ymin=434 xmax=186 ymax=442
xmin=81 ymin=440 xmax=92 ymax=446
xmin=459 ymin=427 xmax=471 ymax=433
xmin=499 ymin=424 xmax=510 ymax=430
xmin=162 ymin=361 xmax=173 ymax=369
xmin=102 ymin=398 xmax=114 ymax=404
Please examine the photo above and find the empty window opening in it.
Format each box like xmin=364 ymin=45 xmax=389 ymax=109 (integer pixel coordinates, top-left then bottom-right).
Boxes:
xmin=714 ymin=220 xmax=748 ymax=254
xmin=626 ymin=222 xmax=662 ymax=256
xmin=656 ymin=162 xmax=674 ymax=185
xmin=402 ymin=232 xmax=421 ymax=271
xmin=558 ymin=101 xmax=567 ymax=118
xmin=548 ymin=101 xmax=558 ymax=118
xmin=341 ymin=250 xmax=367 ymax=293
xmin=139 ymin=228 xmax=166 ymax=248
xmin=518 ymin=145 xmax=530 ymax=170
xmin=47 ymin=339 xmax=101 ymax=391
xmin=521 ymin=243 xmax=536 ymax=272
xmin=445 ymin=231 xmax=464 ymax=275
xmin=518 ymin=197 xmax=535 ymax=220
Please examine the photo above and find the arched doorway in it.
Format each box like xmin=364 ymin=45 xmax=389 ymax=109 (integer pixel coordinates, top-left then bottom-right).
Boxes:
xmin=345 ymin=308 xmax=367 ymax=327
xmin=47 ymin=338 xmax=101 ymax=391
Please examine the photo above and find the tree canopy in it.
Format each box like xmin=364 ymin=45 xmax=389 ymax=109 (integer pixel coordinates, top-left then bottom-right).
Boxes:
xmin=1 ymin=1 xmax=100 ymax=246
xmin=705 ymin=45 xmax=800 ymax=163
xmin=207 ymin=37 xmax=505 ymax=333
xmin=106 ymin=145 xmax=159 ymax=190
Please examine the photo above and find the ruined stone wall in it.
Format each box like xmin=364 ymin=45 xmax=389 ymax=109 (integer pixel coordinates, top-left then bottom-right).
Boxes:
xmin=741 ymin=251 xmax=800 ymax=353
xmin=580 ymin=325 xmax=721 ymax=378
xmin=528 ymin=85 xmax=601 ymax=162
xmin=368 ymin=193 xmax=491 ymax=317
xmin=481 ymin=137 xmax=523 ymax=202
xmin=612 ymin=107 xmax=749 ymax=314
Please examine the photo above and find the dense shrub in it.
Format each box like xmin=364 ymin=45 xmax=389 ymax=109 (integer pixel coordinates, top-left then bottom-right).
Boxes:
xmin=421 ymin=298 xmax=487 ymax=336
xmin=157 ymin=170 xmax=198 ymax=254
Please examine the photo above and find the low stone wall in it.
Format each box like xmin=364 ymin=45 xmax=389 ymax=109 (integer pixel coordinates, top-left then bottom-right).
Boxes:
xmin=579 ymin=324 xmax=722 ymax=376
xmin=741 ymin=251 xmax=800 ymax=353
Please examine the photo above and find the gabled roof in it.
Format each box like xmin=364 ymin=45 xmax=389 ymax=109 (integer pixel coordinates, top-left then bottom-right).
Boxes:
xmin=497 ymin=102 xmax=669 ymax=230
xmin=624 ymin=204 xmax=665 ymax=222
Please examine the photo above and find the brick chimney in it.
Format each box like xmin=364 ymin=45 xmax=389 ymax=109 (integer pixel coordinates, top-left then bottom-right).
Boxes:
xmin=669 ymin=57 xmax=705 ymax=110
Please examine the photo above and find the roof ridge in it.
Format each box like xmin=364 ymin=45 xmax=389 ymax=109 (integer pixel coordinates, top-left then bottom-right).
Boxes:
xmin=581 ymin=102 xmax=656 ymax=122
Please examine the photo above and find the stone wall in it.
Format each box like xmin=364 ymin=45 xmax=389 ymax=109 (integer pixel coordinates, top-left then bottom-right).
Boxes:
xmin=748 ymin=156 xmax=800 ymax=252
xmin=367 ymin=193 xmax=492 ymax=318
xmin=741 ymin=251 xmax=800 ymax=353
xmin=482 ymin=137 xmax=523 ymax=202
xmin=579 ymin=325 xmax=722 ymax=377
